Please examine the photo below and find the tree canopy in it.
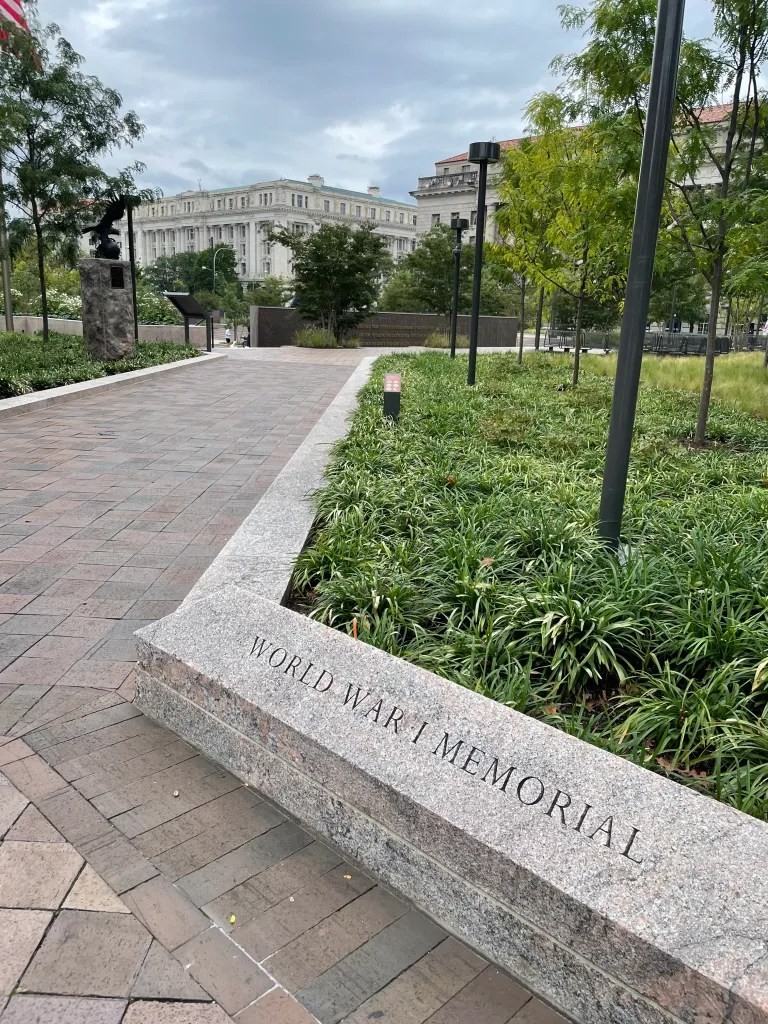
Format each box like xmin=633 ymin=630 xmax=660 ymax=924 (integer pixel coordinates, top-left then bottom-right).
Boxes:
xmin=0 ymin=20 xmax=145 ymax=341
xmin=270 ymin=223 xmax=391 ymax=340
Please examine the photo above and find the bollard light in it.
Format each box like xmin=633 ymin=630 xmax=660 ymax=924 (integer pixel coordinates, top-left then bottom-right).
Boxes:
xmin=449 ymin=218 xmax=469 ymax=359
xmin=466 ymin=142 xmax=501 ymax=386
xmin=383 ymin=373 xmax=401 ymax=420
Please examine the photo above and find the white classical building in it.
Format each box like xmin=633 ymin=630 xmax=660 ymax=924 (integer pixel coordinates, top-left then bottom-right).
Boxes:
xmin=410 ymin=142 xmax=518 ymax=243
xmin=411 ymin=104 xmax=731 ymax=241
xmin=117 ymin=176 xmax=418 ymax=284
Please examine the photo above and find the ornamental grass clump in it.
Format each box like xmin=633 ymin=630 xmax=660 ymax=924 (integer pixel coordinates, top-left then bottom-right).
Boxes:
xmin=292 ymin=351 xmax=768 ymax=819
xmin=0 ymin=332 xmax=198 ymax=397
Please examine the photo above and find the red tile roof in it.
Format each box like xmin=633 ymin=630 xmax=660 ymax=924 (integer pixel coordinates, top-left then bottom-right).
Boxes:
xmin=436 ymin=103 xmax=732 ymax=165
xmin=438 ymin=138 xmax=524 ymax=166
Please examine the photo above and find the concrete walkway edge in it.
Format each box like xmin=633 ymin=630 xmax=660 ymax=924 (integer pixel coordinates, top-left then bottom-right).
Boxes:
xmin=183 ymin=356 xmax=376 ymax=608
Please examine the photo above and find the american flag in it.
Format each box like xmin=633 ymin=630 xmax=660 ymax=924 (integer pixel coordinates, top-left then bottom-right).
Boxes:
xmin=0 ymin=0 xmax=30 ymax=35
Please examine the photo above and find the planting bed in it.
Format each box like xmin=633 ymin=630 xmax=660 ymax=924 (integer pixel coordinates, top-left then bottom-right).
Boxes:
xmin=0 ymin=331 xmax=199 ymax=397
xmin=292 ymin=352 xmax=768 ymax=818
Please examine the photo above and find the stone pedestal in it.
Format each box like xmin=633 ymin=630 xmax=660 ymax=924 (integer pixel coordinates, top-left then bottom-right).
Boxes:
xmin=79 ymin=258 xmax=136 ymax=361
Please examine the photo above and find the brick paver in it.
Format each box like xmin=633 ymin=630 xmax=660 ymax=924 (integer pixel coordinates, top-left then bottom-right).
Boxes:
xmin=0 ymin=353 xmax=569 ymax=1024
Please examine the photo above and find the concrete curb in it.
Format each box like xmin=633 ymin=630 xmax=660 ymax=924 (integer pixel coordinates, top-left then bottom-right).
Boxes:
xmin=0 ymin=351 xmax=227 ymax=420
xmin=183 ymin=356 xmax=376 ymax=607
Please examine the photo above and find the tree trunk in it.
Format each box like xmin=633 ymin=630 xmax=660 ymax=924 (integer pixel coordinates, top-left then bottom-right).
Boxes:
xmin=31 ymin=208 xmax=49 ymax=344
xmin=534 ymin=286 xmax=545 ymax=351
xmin=572 ymin=284 xmax=585 ymax=388
xmin=517 ymin=275 xmax=526 ymax=364
xmin=695 ymin=255 xmax=724 ymax=444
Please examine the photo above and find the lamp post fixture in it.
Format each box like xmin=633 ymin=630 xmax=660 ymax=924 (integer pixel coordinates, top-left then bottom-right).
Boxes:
xmin=211 ymin=247 xmax=227 ymax=294
xmin=466 ymin=141 xmax=501 ymax=386
xmin=598 ymin=0 xmax=686 ymax=549
xmin=449 ymin=217 xmax=469 ymax=358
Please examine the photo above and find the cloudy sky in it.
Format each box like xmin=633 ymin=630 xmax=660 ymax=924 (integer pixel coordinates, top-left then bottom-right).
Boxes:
xmin=37 ymin=0 xmax=714 ymax=203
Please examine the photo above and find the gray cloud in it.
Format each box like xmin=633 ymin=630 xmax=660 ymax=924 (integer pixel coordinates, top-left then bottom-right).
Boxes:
xmin=37 ymin=0 xmax=714 ymax=201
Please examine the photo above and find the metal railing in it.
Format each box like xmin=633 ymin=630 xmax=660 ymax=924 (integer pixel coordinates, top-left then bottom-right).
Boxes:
xmin=414 ymin=172 xmax=479 ymax=192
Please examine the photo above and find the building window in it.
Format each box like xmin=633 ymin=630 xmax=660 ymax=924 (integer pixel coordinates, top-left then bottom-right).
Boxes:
xmin=340 ymin=202 xmax=346 ymax=214
xmin=356 ymin=205 xmax=362 ymax=217
xmin=240 ymin=225 xmax=246 ymax=238
xmin=262 ymin=260 xmax=271 ymax=275
xmin=399 ymin=212 xmax=404 ymax=224
xmin=187 ymin=229 xmax=194 ymax=240
xmin=412 ymin=215 xmax=417 ymax=225
xmin=216 ymin=227 xmax=223 ymax=240
xmin=470 ymin=210 xmax=477 ymax=226
xmin=240 ymin=243 xmax=246 ymax=256
xmin=411 ymin=240 xmax=417 ymax=251
xmin=227 ymin=198 xmax=233 ymax=209
xmin=170 ymin=205 xmax=175 ymax=214
xmin=462 ymin=164 xmax=471 ymax=172
xmin=298 ymin=195 xmax=305 ymax=208
xmin=451 ymin=212 xmax=460 ymax=222
xmin=291 ymin=194 xmax=296 ymax=206
xmin=324 ymin=199 xmax=330 ymax=212
xmin=431 ymin=213 xmax=441 ymax=226
xmin=152 ymin=247 xmax=157 ymax=258
xmin=443 ymin=167 xmax=450 ymax=174
xmin=228 ymin=226 xmax=234 ymax=240
xmin=241 ymin=196 xmax=247 ymax=208
xmin=217 ymin=199 xmax=223 ymax=210
xmin=370 ymin=208 xmax=376 ymax=219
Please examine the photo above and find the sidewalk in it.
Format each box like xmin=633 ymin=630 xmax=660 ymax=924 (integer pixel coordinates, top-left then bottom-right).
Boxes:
xmin=0 ymin=352 xmax=566 ymax=1024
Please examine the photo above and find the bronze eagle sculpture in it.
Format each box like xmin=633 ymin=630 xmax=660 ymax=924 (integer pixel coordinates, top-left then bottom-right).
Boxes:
xmin=81 ymin=195 xmax=126 ymax=260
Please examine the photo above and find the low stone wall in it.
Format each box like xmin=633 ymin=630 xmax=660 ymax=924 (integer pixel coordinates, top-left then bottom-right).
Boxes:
xmin=134 ymin=360 xmax=768 ymax=1024
xmin=9 ymin=316 xmax=208 ymax=349
xmin=251 ymin=306 xmax=519 ymax=348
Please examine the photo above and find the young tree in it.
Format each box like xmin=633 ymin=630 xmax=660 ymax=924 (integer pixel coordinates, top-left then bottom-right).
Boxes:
xmin=248 ymin=276 xmax=288 ymax=307
xmin=555 ymin=0 xmax=768 ymax=438
xmin=270 ymin=223 xmax=391 ymax=340
xmin=384 ymin=226 xmax=519 ymax=319
xmin=392 ymin=225 xmax=473 ymax=319
xmin=0 ymin=22 xmax=145 ymax=341
xmin=496 ymin=95 xmax=634 ymax=384
xmin=379 ymin=267 xmax=429 ymax=313
xmin=218 ymin=284 xmax=250 ymax=341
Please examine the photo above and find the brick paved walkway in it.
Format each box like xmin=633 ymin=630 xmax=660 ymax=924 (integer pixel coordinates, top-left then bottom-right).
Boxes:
xmin=0 ymin=354 xmax=566 ymax=1024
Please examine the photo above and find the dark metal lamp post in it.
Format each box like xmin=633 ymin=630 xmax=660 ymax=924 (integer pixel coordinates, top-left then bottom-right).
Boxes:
xmin=449 ymin=217 xmax=469 ymax=358
xmin=466 ymin=142 xmax=501 ymax=386
xmin=597 ymin=0 xmax=685 ymax=549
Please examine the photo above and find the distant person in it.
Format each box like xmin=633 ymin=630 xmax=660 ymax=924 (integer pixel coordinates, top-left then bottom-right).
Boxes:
xmin=242 ymin=327 xmax=250 ymax=347
xmin=225 ymin=327 xmax=232 ymax=345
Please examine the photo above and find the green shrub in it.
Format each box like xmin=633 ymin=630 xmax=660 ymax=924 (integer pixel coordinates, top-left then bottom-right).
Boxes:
xmin=292 ymin=352 xmax=768 ymax=820
xmin=294 ymin=328 xmax=338 ymax=348
xmin=293 ymin=328 xmax=359 ymax=349
xmin=424 ymin=332 xmax=470 ymax=349
xmin=0 ymin=332 xmax=198 ymax=398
